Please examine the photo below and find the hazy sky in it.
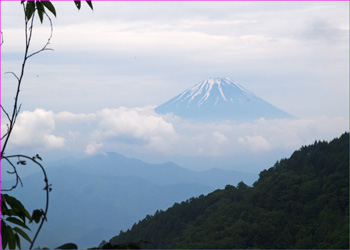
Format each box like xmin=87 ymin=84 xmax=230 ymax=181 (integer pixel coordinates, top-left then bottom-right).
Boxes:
xmin=1 ymin=1 xmax=349 ymax=171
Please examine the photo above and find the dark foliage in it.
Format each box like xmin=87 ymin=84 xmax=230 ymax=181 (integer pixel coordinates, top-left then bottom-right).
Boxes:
xmin=109 ymin=132 xmax=349 ymax=249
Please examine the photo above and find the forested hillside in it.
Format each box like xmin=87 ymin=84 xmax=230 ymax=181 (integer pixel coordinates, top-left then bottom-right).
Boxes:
xmin=109 ymin=132 xmax=349 ymax=249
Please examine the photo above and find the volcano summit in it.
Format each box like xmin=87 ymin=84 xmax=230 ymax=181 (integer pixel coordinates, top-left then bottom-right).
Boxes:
xmin=155 ymin=77 xmax=293 ymax=121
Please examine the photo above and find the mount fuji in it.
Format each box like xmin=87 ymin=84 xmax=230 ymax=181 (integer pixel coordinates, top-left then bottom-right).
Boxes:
xmin=155 ymin=77 xmax=293 ymax=121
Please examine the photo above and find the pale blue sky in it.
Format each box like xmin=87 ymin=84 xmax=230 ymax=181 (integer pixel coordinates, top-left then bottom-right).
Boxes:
xmin=1 ymin=1 xmax=349 ymax=171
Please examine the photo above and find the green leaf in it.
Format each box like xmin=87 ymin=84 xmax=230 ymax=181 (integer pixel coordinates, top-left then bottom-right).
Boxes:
xmin=36 ymin=1 xmax=45 ymax=23
xmin=6 ymin=217 xmax=30 ymax=230
xmin=13 ymin=227 xmax=32 ymax=244
xmin=35 ymin=154 xmax=43 ymax=161
xmin=86 ymin=1 xmax=93 ymax=10
xmin=1 ymin=194 xmax=10 ymax=215
xmin=30 ymin=209 xmax=43 ymax=223
xmin=7 ymin=225 xmax=16 ymax=249
xmin=15 ymin=233 xmax=21 ymax=249
xmin=55 ymin=243 xmax=78 ymax=249
xmin=5 ymin=195 xmax=24 ymax=210
xmin=25 ymin=1 xmax=35 ymax=21
xmin=17 ymin=160 xmax=26 ymax=165
xmin=1 ymin=220 xmax=8 ymax=249
xmin=74 ymin=1 xmax=81 ymax=10
xmin=4 ymin=195 xmax=31 ymax=220
xmin=41 ymin=1 xmax=56 ymax=17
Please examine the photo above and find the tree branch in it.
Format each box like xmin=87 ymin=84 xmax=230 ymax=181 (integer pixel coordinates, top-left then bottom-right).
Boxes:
xmin=1 ymin=104 xmax=11 ymax=122
xmin=1 ymin=132 xmax=9 ymax=141
xmin=1 ymin=156 xmax=24 ymax=192
xmin=1 ymin=5 xmax=54 ymax=248
xmin=1 ymin=4 xmax=53 ymax=157
xmin=27 ymin=12 xmax=54 ymax=59
xmin=5 ymin=154 xmax=50 ymax=249
xmin=4 ymin=71 xmax=20 ymax=82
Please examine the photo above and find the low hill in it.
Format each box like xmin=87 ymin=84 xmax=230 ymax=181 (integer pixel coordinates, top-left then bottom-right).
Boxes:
xmin=109 ymin=132 xmax=349 ymax=249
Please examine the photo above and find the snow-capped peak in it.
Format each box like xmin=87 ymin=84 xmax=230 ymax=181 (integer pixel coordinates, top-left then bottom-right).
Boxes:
xmin=185 ymin=77 xmax=250 ymax=107
xmin=155 ymin=77 xmax=293 ymax=121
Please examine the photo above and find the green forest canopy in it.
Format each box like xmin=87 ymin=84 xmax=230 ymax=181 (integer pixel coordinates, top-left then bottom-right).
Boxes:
xmin=109 ymin=132 xmax=349 ymax=249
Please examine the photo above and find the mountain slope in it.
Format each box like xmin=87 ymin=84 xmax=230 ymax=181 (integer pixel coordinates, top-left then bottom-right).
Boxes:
xmin=109 ymin=132 xmax=349 ymax=249
xmin=155 ymin=77 xmax=293 ymax=121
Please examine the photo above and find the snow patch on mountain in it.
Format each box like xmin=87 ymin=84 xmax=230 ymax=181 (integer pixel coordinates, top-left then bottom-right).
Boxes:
xmin=155 ymin=77 xmax=293 ymax=121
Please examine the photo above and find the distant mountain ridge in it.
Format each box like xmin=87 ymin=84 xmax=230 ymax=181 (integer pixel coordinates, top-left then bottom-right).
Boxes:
xmin=155 ymin=77 xmax=293 ymax=121
xmin=2 ymin=152 xmax=257 ymax=249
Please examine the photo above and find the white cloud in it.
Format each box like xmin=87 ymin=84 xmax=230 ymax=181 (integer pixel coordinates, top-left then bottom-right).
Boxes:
xmin=96 ymin=107 xmax=175 ymax=140
xmin=163 ymin=115 xmax=348 ymax=156
xmin=55 ymin=111 xmax=96 ymax=122
xmin=2 ymin=107 xmax=348 ymax=163
xmin=238 ymin=135 xmax=272 ymax=152
xmin=86 ymin=107 xmax=177 ymax=154
xmin=85 ymin=142 xmax=103 ymax=155
xmin=213 ymin=131 xmax=229 ymax=144
xmin=2 ymin=109 xmax=65 ymax=149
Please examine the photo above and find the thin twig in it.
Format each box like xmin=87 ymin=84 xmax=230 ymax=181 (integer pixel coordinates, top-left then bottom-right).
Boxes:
xmin=1 ymin=156 xmax=23 ymax=192
xmin=27 ymin=13 xmax=54 ymax=60
xmin=5 ymin=154 xmax=50 ymax=249
xmin=15 ymin=104 xmax=22 ymax=120
xmin=2 ymin=6 xmax=33 ymax=155
xmin=4 ymin=71 xmax=20 ymax=81
xmin=1 ymin=104 xmax=11 ymax=122
xmin=1 ymin=132 xmax=9 ymax=141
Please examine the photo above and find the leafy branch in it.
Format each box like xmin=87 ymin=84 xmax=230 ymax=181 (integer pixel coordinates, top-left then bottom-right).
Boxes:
xmin=1 ymin=1 xmax=93 ymax=249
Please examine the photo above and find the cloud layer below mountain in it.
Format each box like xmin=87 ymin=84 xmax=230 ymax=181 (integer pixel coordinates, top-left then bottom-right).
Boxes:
xmin=2 ymin=107 xmax=348 ymax=170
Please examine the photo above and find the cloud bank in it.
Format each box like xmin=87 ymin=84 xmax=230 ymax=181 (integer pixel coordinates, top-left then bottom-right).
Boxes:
xmin=1 ymin=109 xmax=65 ymax=149
xmin=2 ymin=107 xmax=348 ymax=163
